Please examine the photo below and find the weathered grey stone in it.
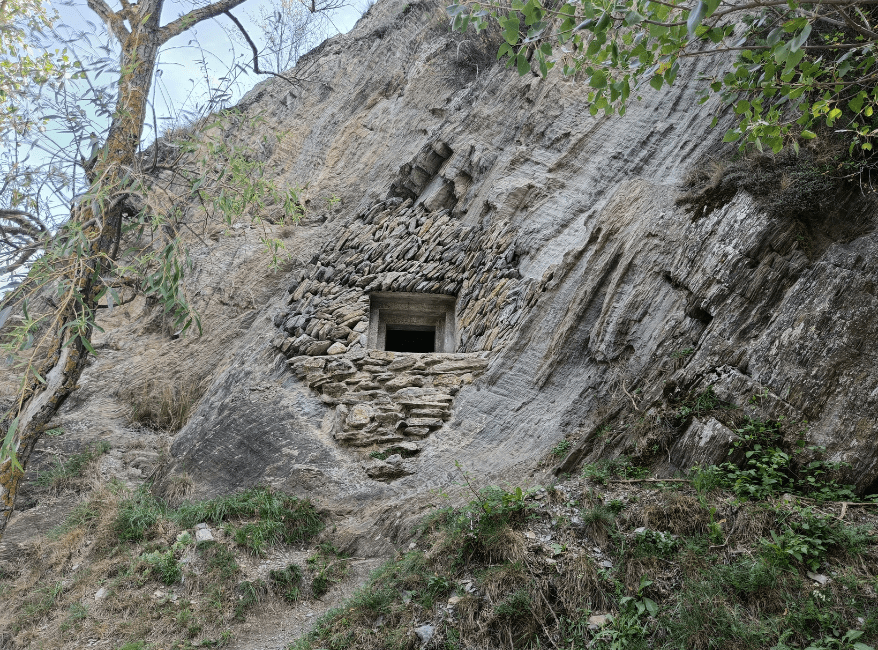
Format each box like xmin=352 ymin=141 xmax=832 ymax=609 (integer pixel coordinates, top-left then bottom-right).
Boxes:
xmin=405 ymin=418 xmax=444 ymax=429
xmin=383 ymin=441 xmax=421 ymax=455
xmin=383 ymin=374 xmax=425 ymax=391
xmin=386 ymin=357 xmax=416 ymax=372
xmin=288 ymin=357 xmax=325 ymax=376
xmin=414 ymin=624 xmax=434 ymax=645
xmin=304 ymin=340 xmax=332 ymax=356
xmin=363 ymin=458 xmax=412 ymax=481
xmin=431 ymin=374 xmax=462 ymax=391
xmin=346 ymin=404 xmax=374 ymax=428
xmin=408 ymin=408 xmax=448 ymax=419
xmin=395 ymin=399 xmax=452 ymax=410
xmin=668 ymin=417 xmax=739 ymax=472
xmin=327 ymin=342 xmax=347 ymax=355
xmin=321 ymin=382 xmax=348 ymax=398
xmin=375 ymin=411 xmax=404 ymax=426
xmin=326 ymin=359 xmax=356 ymax=376
xmin=403 ymin=427 xmax=431 ymax=437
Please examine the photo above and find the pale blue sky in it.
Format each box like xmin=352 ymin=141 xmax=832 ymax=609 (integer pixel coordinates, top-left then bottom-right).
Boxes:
xmin=56 ymin=0 xmax=363 ymax=142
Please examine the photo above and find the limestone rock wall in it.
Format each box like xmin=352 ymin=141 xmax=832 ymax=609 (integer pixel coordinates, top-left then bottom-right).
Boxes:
xmin=22 ymin=0 xmax=877 ymax=540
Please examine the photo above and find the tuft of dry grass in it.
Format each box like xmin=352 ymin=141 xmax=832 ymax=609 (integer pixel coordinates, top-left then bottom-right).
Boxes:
xmin=640 ymin=492 xmax=710 ymax=537
xmin=154 ymin=473 xmax=193 ymax=508
xmin=557 ymin=552 xmax=613 ymax=613
xmin=121 ymin=377 xmax=207 ymax=431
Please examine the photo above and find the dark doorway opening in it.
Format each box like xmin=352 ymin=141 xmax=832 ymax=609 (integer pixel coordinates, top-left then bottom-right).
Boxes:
xmin=385 ymin=327 xmax=435 ymax=353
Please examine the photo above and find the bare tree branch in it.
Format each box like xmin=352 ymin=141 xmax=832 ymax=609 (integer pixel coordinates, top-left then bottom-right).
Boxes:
xmin=224 ymin=11 xmax=301 ymax=86
xmin=838 ymin=6 xmax=878 ymax=41
xmin=85 ymin=0 xmax=130 ymax=43
xmin=158 ymin=0 xmax=250 ymax=45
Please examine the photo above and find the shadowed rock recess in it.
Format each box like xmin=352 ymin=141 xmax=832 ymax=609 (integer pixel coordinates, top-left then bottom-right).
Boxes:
xmin=8 ymin=0 xmax=878 ymax=555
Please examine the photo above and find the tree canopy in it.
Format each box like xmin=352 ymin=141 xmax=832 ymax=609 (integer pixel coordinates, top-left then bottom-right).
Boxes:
xmin=448 ymin=0 xmax=878 ymax=172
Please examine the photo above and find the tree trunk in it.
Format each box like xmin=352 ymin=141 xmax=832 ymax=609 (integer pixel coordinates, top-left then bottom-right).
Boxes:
xmin=0 ymin=0 xmax=164 ymax=541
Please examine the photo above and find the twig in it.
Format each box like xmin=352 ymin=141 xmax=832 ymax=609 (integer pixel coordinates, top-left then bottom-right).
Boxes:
xmin=607 ymin=478 xmax=691 ymax=484
xmin=536 ymin=588 xmax=561 ymax=649
xmin=224 ymin=11 xmax=301 ymax=87
xmin=837 ymin=501 xmax=878 ymax=520
xmin=621 ymin=380 xmax=639 ymax=411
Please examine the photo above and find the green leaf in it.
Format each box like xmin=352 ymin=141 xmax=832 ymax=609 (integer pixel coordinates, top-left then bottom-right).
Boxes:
xmin=723 ymin=129 xmax=742 ymax=142
xmin=575 ymin=18 xmax=595 ymax=31
xmin=624 ymin=10 xmax=643 ymax=25
xmin=773 ymin=42 xmax=791 ymax=65
xmin=643 ymin=597 xmax=658 ymax=615
xmin=590 ymin=69 xmax=607 ymax=88
xmin=516 ymin=53 xmax=530 ymax=76
xmin=789 ymin=23 xmax=811 ymax=52
xmin=1 ymin=416 xmax=23 ymax=472
xmin=766 ymin=26 xmax=783 ymax=46
xmin=687 ymin=1 xmax=706 ymax=38
xmin=649 ymin=75 xmax=663 ymax=91
xmin=502 ymin=16 xmax=520 ymax=45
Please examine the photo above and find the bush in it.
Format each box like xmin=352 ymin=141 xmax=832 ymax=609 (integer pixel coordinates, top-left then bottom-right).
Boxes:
xmin=438 ymin=485 xmax=533 ymax=565
xmin=711 ymin=418 xmax=857 ymax=502
xmin=140 ymin=549 xmax=182 ymax=585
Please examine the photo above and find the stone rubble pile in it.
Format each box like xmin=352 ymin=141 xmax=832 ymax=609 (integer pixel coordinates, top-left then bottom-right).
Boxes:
xmin=272 ymin=197 xmax=539 ymax=357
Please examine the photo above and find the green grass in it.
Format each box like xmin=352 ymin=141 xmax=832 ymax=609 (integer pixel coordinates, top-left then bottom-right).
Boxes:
xmin=115 ymin=487 xmax=165 ymax=542
xmin=35 ymin=441 xmax=110 ymax=491
xmin=114 ymin=486 xmax=322 ymax=551
xmin=140 ymin=549 xmax=182 ymax=585
xmin=582 ymin=456 xmax=650 ymax=484
xmin=198 ymin=543 xmax=240 ymax=580
xmin=308 ymin=543 xmax=349 ymax=598
xmin=269 ymin=563 xmax=304 ymax=603
xmin=174 ymin=486 xmax=322 ymax=553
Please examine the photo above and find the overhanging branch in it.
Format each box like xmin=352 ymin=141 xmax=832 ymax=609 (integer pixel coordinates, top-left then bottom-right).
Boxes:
xmin=158 ymin=0 xmax=249 ymax=45
xmin=224 ymin=11 xmax=301 ymax=86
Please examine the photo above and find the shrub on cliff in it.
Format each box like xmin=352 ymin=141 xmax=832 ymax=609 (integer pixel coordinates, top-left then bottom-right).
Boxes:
xmin=448 ymin=0 xmax=878 ymax=173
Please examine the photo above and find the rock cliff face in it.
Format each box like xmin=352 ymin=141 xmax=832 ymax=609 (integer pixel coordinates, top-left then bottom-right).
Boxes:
xmin=9 ymin=0 xmax=878 ymax=553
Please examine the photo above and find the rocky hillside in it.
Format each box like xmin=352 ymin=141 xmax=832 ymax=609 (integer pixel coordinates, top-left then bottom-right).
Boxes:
xmin=1 ymin=0 xmax=877 ymax=647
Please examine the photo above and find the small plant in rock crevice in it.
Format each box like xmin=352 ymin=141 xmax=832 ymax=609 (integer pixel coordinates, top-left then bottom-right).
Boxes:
xmin=552 ymin=439 xmax=572 ymax=459
xmin=708 ymin=417 xmax=858 ymax=502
